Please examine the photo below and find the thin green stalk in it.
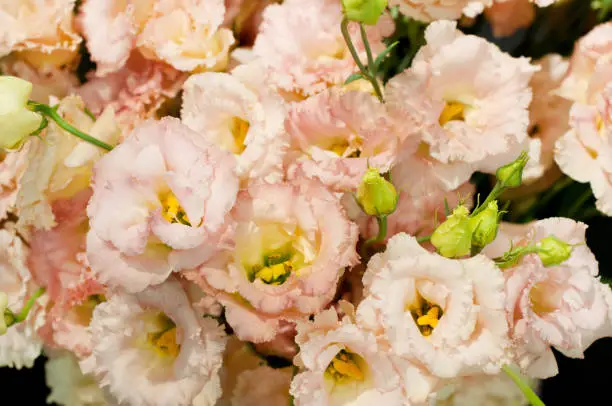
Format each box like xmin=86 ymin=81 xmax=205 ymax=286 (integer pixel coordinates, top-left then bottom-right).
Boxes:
xmin=364 ymin=216 xmax=388 ymax=248
xmin=471 ymin=183 xmax=503 ymax=218
xmin=27 ymin=102 xmax=113 ymax=151
xmin=417 ymin=235 xmax=431 ymax=243
xmin=341 ymin=18 xmax=368 ymax=74
xmin=502 ymin=365 xmax=545 ymax=406
xmin=565 ymin=188 xmax=593 ymax=219
xmin=358 ymin=24 xmax=384 ymax=101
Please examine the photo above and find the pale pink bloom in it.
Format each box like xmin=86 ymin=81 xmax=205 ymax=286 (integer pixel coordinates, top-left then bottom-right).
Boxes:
xmin=78 ymin=52 xmax=186 ymax=135
xmin=386 ymin=21 xmax=538 ymax=190
xmin=290 ymin=307 xmax=409 ymax=406
xmin=45 ymin=352 xmax=111 ymax=406
xmin=0 ymin=229 xmax=47 ymax=369
xmin=87 ymin=118 xmax=239 ymax=293
xmin=485 ymin=0 xmax=535 ymax=38
xmin=80 ymin=278 xmax=227 ymax=406
xmin=0 ymin=0 xmax=81 ymax=65
xmin=554 ymin=82 xmax=612 ymax=215
xmin=181 ymin=70 xmax=288 ymax=183
xmin=0 ymin=56 xmax=79 ymax=103
xmin=389 ymin=0 xmax=492 ymax=22
xmin=557 ymin=22 xmax=612 ymax=104
xmin=361 ymin=233 xmax=510 ymax=378
xmin=286 ymin=88 xmax=398 ymax=192
xmin=250 ymin=0 xmax=393 ymax=98
xmin=16 ymin=96 xmax=121 ymax=230
xmin=524 ymin=55 xmax=571 ymax=181
xmin=185 ymin=180 xmax=358 ymax=343
xmin=0 ymin=146 xmax=29 ymax=220
xmin=80 ymin=0 xmax=234 ymax=74
xmin=484 ymin=218 xmax=612 ymax=379
xmin=433 ymin=367 xmax=540 ymax=406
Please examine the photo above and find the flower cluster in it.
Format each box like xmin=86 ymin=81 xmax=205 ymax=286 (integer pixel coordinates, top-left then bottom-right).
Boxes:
xmin=0 ymin=1 xmax=611 ymax=406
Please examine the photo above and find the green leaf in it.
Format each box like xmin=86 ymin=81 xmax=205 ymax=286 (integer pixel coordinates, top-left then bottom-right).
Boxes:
xmin=344 ymin=72 xmax=364 ymax=85
xmin=374 ymin=41 xmax=399 ymax=69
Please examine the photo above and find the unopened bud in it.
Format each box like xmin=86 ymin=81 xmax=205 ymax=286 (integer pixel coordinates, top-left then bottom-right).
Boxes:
xmin=431 ymin=205 xmax=473 ymax=258
xmin=537 ymin=235 xmax=573 ymax=266
xmin=469 ymin=201 xmax=499 ymax=252
xmin=496 ymin=151 xmax=529 ymax=188
xmin=356 ymin=168 xmax=398 ymax=216
xmin=0 ymin=76 xmax=43 ymax=150
xmin=342 ymin=0 xmax=388 ymax=25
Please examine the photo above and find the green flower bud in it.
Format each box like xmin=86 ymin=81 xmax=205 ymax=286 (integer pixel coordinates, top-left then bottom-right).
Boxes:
xmin=469 ymin=201 xmax=500 ymax=252
xmin=342 ymin=0 xmax=388 ymax=25
xmin=356 ymin=168 xmax=398 ymax=216
xmin=496 ymin=151 xmax=529 ymax=188
xmin=431 ymin=205 xmax=473 ymax=258
xmin=0 ymin=76 xmax=43 ymax=150
xmin=537 ymin=235 xmax=573 ymax=266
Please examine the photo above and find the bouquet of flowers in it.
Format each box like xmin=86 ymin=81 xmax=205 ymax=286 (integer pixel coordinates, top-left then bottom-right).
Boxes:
xmin=1 ymin=0 xmax=612 ymax=405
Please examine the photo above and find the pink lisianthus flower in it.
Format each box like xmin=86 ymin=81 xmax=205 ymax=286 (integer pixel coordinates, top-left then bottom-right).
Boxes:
xmin=185 ymin=180 xmax=358 ymax=343
xmin=386 ymin=21 xmax=540 ymax=191
xmin=0 ymin=228 xmax=47 ymax=369
xmin=285 ymin=88 xmax=398 ymax=192
xmin=0 ymin=0 xmax=81 ymax=67
xmin=0 ymin=146 xmax=30 ymax=221
xmin=484 ymin=218 xmax=612 ymax=379
xmin=484 ymin=0 xmax=558 ymax=38
xmin=290 ymin=305 xmax=418 ymax=406
xmin=80 ymin=278 xmax=227 ymax=406
xmin=360 ymin=233 xmax=510 ymax=378
xmin=389 ymin=0 xmax=493 ymax=22
xmin=28 ymin=189 xmax=106 ymax=358
xmin=86 ymin=118 xmax=239 ymax=293
xmin=249 ymin=0 xmax=393 ymax=99
xmin=16 ymin=96 xmax=121 ymax=231
xmin=554 ymin=81 xmax=612 ymax=215
xmin=181 ymin=69 xmax=289 ymax=183
xmin=557 ymin=22 xmax=612 ymax=104
xmin=79 ymin=0 xmax=235 ymax=74
xmin=78 ymin=52 xmax=186 ymax=136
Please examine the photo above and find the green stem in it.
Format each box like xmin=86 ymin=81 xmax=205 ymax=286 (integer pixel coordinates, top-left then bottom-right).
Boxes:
xmin=340 ymin=18 xmax=384 ymax=102
xmin=13 ymin=287 xmax=45 ymax=324
xmin=27 ymin=102 xmax=113 ymax=151
xmin=341 ymin=18 xmax=368 ymax=74
xmin=364 ymin=216 xmax=388 ymax=248
xmin=417 ymin=234 xmax=431 ymax=243
xmin=471 ymin=183 xmax=503 ymax=218
xmin=564 ymin=188 xmax=593 ymax=219
xmin=359 ymin=23 xmax=384 ymax=102
xmin=502 ymin=365 xmax=545 ymax=406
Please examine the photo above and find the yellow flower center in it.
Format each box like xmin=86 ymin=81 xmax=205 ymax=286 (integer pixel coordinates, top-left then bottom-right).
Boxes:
xmin=325 ymin=349 xmax=366 ymax=383
xmin=439 ymin=101 xmax=466 ymax=126
xmin=161 ymin=192 xmax=191 ymax=226
xmin=241 ymin=223 xmax=317 ymax=286
xmin=230 ymin=117 xmax=250 ymax=154
xmin=146 ymin=313 xmax=181 ymax=358
xmin=408 ymin=293 xmax=444 ymax=337
xmin=529 ymin=282 xmax=558 ymax=315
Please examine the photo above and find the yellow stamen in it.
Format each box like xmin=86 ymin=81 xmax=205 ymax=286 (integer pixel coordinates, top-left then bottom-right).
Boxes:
xmin=417 ymin=306 xmax=440 ymax=329
xmin=161 ymin=192 xmax=191 ymax=226
xmin=254 ymin=263 xmax=291 ymax=285
xmin=439 ymin=101 xmax=466 ymax=126
xmin=325 ymin=350 xmax=365 ymax=382
xmin=231 ymin=117 xmax=250 ymax=154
